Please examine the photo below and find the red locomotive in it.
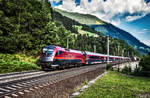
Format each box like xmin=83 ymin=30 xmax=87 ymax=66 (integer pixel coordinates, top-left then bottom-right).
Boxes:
xmin=36 ymin=45 xmax=130 ymax=70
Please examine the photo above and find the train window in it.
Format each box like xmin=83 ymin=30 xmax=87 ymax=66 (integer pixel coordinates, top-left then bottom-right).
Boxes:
xmin=89 ymin=56 xmax=99 ymax=59
xmin=89 ymin=56 xmax=93 ymax=59
xmin=42 ymin=48 xmax=54 ymax=57
xmin=56 ymin=51 xmax=64 ymax=55
xmin=59 ymin=51 xmax=64 ymax=54
xmin=56 ymin=51 xmax=60 ymax=55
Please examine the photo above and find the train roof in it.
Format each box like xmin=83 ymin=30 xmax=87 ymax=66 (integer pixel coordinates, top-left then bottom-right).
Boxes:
xmin=85 ymin=51 xmax=107 ymax=57
xmin=45 ymin=45 xmax=129 ymax=58
xmin=55 ymin=46 xmax=83 ymax=54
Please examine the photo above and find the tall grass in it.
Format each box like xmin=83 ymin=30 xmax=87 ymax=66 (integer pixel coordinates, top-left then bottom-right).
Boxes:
xmin=76 ymin=71 xmax=150 ymax=98
xmin=0 ymin=53 xmax=41 ymax=73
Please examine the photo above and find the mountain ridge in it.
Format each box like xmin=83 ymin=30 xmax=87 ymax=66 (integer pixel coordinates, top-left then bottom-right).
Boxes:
xmin=54 ymin=8 xmax=105 ymax=25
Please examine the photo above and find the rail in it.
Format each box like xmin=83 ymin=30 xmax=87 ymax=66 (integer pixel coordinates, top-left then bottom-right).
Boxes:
xmin=0 ymin=64 xmax=105 ymax=97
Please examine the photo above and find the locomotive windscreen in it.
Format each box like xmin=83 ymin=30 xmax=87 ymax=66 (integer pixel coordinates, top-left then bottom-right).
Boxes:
xmin=42 ymin=48 xmax=54 ymax=57
xmin=40 ymin=46 xmax=56 ymax=62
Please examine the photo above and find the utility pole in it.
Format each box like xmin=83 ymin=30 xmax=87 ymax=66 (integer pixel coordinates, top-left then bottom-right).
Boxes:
xmin=66 ymin=38 xmax=69 ymax=49
xmin=94 ymin=45 xmax=96 ymax=53
xmin=114 ymin=47 xmax=115 ymax=56
xmin=132 ymin=52 xmax=134 ymax=57
xmin=122 ymin=49 xmax=124 ymax=57
xmin=107 ymin=36 xmax=109 ymax=64
xmin=118 ymin=45 xmax=120 ymax=56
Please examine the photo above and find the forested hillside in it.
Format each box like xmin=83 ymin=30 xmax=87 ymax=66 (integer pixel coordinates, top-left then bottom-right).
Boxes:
xmin=0 ymin=0 xmax=75 ymax=73
xmin=0 ymin=0 xmax=140 ymax=57
xmin=53 ymin=10 xmax=101 ymax=37
xmin=0 ymin=0 xmax=73 ymax=55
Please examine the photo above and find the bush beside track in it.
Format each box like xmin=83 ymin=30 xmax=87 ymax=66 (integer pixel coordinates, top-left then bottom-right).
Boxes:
xmin=0 ymin=53 xmax=41 ymax=73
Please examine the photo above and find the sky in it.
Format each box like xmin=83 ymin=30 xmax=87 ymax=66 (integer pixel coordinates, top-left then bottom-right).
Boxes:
xmin=50 ymin=0 xmax=150 ymax=46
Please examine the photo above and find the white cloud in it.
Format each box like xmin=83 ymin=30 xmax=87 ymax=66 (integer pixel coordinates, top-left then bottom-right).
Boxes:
xmin=142 ymin=40 xmax=150 ymax=46
xmin=53 ymin=0 xmax=150 ymax=26
xmin=55 ymin=0 xmax=61 ymax=3
xmin=111 ymin=20 xmax=121 ymax=26
xmin=61 ymin=0 xmax=76 ymax=11
xmin=50 ymin=0 xmax=62 ymax=3
xmin=139 ymin=29 xmax=149 ymax=34
xmin=126 ymin=14 xmax=146 ymax=22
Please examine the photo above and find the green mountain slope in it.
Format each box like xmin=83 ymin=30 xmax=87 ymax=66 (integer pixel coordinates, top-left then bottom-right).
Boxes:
xmin=53 ymin=10 xmax=101 ymax=37
xmin=54 ymin=8 xmax=105 ymax=25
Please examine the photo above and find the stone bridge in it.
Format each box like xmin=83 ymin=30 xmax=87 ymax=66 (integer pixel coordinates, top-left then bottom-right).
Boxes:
xmin=113 ymin=61 xmax=140 ymax=71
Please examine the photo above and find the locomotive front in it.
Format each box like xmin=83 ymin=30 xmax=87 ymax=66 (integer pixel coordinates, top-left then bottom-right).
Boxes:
xmin=36 ymin=45 xmax=56 ymax=70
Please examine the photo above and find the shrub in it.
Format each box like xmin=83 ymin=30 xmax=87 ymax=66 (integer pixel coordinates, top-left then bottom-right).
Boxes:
xmin=133 ymin=65 xmax=141 ymax=73
xmin=139 ymin=53 xmax=150 ymax=71
xmin=0 ymin=53 xmax=40 ymax=73
xmin=106 ymin=64 xmax=113 ymax=70
xmin=83 ymin=78 xmax=88 ymax=85
xmin=121 ymin=66 xmax=132 ymax=75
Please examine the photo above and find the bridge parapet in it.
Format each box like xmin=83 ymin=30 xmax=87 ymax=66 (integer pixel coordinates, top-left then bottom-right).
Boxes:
xmin=112 ymin=61 xmax=140 ymax=71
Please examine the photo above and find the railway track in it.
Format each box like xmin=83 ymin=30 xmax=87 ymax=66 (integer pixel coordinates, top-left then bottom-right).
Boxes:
xmin=0 ymin=64 xmax=106 ymax=98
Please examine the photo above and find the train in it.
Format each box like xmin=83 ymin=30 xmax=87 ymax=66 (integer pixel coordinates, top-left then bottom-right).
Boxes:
xmin=36 ymin=45 xmax=131 ymax=70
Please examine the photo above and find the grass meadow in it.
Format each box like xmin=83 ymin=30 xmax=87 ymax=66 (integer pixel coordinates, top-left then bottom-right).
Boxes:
xmin=76 ymin=71 xmax=150 ymax=98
